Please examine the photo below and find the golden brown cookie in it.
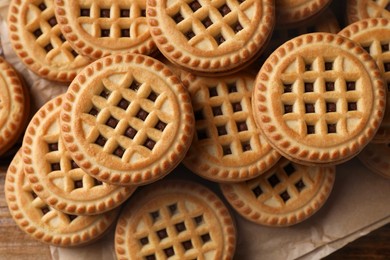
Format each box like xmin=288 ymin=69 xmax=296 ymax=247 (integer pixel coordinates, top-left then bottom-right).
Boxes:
xmin=182 ymin=71 xmax=280 ymax=183
xmin=358 ymin=142 xmax=390 ymax=179
xmin=252 ymin=33 xmax=386 ymax=166
xmin=60 ymin=53 xmax=194 ymax=186
xmin=54 ymin=0 xmax=155 ymax=60
xmin=22 ymin=94 xmax=136 ymax=215
xmin=0 ymin=56 xmax=29 ymax=156
xmin=347 ymin=0 xmax=390 ymax=24
xmin=146 ymin=0 xmax=275 ymax=75
xmin=8 ymin=0 xmax=91 ymax=82
xmin=339 ymin=18 xmax=390 ymax=143
xmin=5 ymin=150 xmax=120 ymax=247
xmin=115 ymin=180 xmax=236 ymax=260
xmin=220 ymin=158 xmax=335 ymax=227
xmin=275 ymin=0 xmax=332 ymax=26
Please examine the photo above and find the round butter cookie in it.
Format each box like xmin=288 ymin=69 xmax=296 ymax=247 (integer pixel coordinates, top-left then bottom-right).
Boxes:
xmin=275 ymin=0 xmax=332 ymax=27
xmin=54 ymin=0 xmax=155 ymax=60
xmin=339 ymin=18 xmax=390 ymax=143
xmin=347 ymin=0 xmax=390 ymax=24
xmin=220 ymin=158 xmax=335 ymax=227
xmin=5 ymin=150 xmax=120 ymax=247
xmin=252 ymin=33 xmax=386 ymax=166
xmin=60 ymin=54 xmax=194 ymax=186
xmin=146 ymin=0 xmax=275 ymax=75
xmin=8 ymin=0 xmax=91 ymax=82
xmin=0 ymin=57 xmax=30 ymax=156
xmin=183 ymin=71 xmax=280 ymax=183
xmin=358 ymin=142 xmax=390 ymax=179
xmin=22 ymin=95 xmax=135 ymax=215
xmin=115 ymin=180 xmax=236 ymax=260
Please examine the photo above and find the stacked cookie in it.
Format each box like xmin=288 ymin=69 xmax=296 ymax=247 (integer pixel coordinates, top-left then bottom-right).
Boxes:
xmin=3 ymin=0 xmax=390 ymax=259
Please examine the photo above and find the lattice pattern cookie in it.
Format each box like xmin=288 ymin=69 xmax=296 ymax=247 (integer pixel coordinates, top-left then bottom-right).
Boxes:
xmin=275 ymin=0 xmax=332 ymax=26
xmin=60 ymin=54 xmax=194 ymax=186
xmin=54 ymin=0 xmax=155 ymax=60
xmin=183 ymin=72 xmax=280 ymax=182
xmin=115 ymin=180 xmax=236 ymax=259
xmin=358 ymin=142 xmax=390 ymax=178
xmin=0 ymin=57 xmax=30 ymax=156
xmin=22 ymin=95 xmax=135 ymax=215
xmin=347 ymin=0 xmax=390 ymax=24
xmin=339 ymin=18 xmax=390 ymax=143
xmin=5 ymin=150 xmax=120 ymax=247
xmin=146 ymin=0 xmax=274 ymax=75
xmin=8 ymin=0 xmax=91 ymax=82
xmin=220 ymin=158 xmax=335 ymax=226
xmin=252 ymin=33 xmax=386 ymax=165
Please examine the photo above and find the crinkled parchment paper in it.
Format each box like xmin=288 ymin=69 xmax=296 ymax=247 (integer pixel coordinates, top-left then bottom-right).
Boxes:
xmin=0 ymin=1 xmax=388 ymax=259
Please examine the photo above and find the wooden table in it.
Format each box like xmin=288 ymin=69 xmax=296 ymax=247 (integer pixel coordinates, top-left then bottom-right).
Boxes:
xmin=1 ymin=163 xmax=389 ymax=260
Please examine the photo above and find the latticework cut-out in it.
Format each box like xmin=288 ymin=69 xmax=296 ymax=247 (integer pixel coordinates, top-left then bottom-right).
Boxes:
xmin=253 ymin=33 xmax=386 ymax=165
xmin=5 ymin=151 xmax=120 ymax=247
xmin=183 ymin=72 xmax=280 ymax=182
xmin=147 ymin=0 xmax=275 ymax=74
xmin=60 ymin=54 xmax=194 ymax=186
xmin=279 ymin=55 xmax=363 ymax=136
xmin=8 ymin=0 xmax=91 ymax=82
xmin=54 ymin=0 xmax=155 ymax=59
xmin=220 ymin=158 xmax=336 ymax=227
xmin=22 ymin=95 xmax=136 ymax=215
xmin=115 ymin=180 xmax=236 ymax=260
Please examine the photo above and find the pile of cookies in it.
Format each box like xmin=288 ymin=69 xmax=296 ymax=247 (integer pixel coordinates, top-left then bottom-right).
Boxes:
xmin=2 ymin=0 xmax=390 ymax=259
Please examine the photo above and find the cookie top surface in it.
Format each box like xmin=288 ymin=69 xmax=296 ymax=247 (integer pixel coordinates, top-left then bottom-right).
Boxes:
xmin=252 ymin=33 xmax=386 ymax=165
xmin=146 ymin=0 xmax=275 ymax=74
xmin=275 ymin=0 xmax=332 ymax=26
xmin=347 ymin=0 xmax=390 ymax=24
xmin=115 ymin=180 xmax=236 ymax=260
xmin=358 ymin=142 xmax=390 ymax=179
xmin=60 ymin=54 xmax=194 ymax=186
xmin=54 ymin=0 xmax=155 ymax=60
xmin=8 ymin=0 xmax=91 ymax=82
xmin=339 ymin=18 xmax=390 ymax=142
xmin=0 ymin=57 xmax=29 ymax=155
xmin=22 ymin=95 xmax=136 ymax=215
xmin=220 ymin=158 xmax=335 ymax=226
xmin=5 ymin=150 xmax=120 ymax=247
xmin=183 ymin=72 xmax=280 ymax=182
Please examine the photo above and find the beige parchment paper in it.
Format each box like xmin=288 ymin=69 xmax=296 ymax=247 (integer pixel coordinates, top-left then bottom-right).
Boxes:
xmin=0 ymin=1 xmax=388 ymax=259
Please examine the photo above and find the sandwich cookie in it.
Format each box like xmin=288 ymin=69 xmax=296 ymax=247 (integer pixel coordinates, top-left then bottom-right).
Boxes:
xmin=146 ymin=0 xmax=275 ymax=75
xmin=0 ymin=56 xmax=30 ymax=156
xmin=54 ymin=0 xmax=156 ymax=60
xmin=339 ymin=18 xmax=390 ymax=142
xmin=22 ymin=95 xmax=136 ymax=215
xmin=115 ymin=180 xmax=236 ymax=260
xmin=8 ymin=0 xmax=91 ymax=82
xmin=220 ymin=158 xmax=335 ymax=227
xmin=60 ymin=54 xmax=194 ymax=186
xmin=5 ymin=150 xmax=120 ymax=247
xmin=252 ymin=33 xmax=386 ymax=165
xmin=183 ymin=71 xmax=280 ymax=183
